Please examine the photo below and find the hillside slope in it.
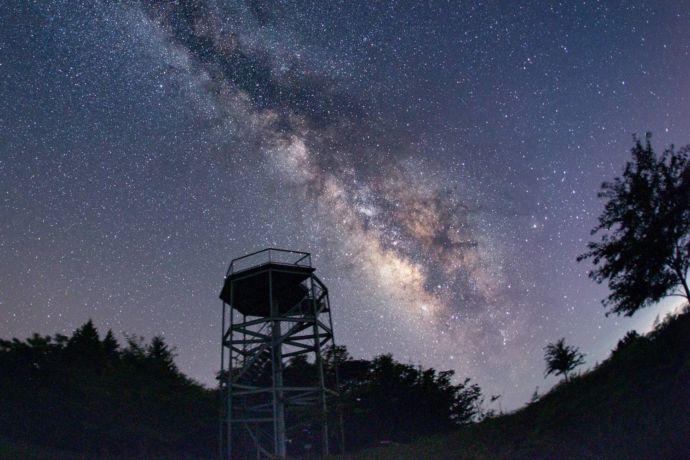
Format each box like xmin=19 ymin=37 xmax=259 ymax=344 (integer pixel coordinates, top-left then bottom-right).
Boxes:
xmin=350 ymin=308 xmax=690 ymax=460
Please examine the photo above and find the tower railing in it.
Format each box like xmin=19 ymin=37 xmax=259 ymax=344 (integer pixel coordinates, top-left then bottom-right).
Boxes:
xmin=226 ymin=248 xmax=312 ymax=276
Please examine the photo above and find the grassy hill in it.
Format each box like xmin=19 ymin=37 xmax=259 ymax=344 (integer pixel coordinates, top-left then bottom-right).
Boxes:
xmin=345 ymin=307 xmax=690 ymax=460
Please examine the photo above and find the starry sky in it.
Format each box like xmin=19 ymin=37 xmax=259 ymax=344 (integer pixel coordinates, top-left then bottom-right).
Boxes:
xmin=1 ymin=0 xmax=689 ymax=409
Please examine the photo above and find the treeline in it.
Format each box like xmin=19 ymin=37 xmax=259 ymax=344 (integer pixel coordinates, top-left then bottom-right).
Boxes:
xmin=285 ymin=347 xmax=484 ymax=452
xmin=0 ymin=321 xmax=216 ymax=458
xmin=0 ymin=322 xmax=484 ymax=458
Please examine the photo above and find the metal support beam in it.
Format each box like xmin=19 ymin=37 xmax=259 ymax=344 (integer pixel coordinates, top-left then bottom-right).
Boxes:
xmin=219 ymin=249 xmax=343 ymax=459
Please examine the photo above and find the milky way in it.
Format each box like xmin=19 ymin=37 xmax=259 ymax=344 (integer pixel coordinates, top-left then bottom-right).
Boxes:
xmin=2 ymin=0 xmax=689 ymax=408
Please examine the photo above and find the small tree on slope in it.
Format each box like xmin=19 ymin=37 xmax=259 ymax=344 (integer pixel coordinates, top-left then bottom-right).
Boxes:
xmin=544 ymin=338 xmax=585 ymax=383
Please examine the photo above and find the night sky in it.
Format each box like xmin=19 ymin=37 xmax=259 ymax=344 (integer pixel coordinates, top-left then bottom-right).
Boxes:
xmin=2 ymin=0 xmax=689 ymax=409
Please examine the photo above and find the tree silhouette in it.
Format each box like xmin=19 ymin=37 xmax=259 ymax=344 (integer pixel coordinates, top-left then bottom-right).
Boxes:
xmin=2 ymin=322 xmax=485 ymax=456
xmin=281 ymin=346 xmax=485 ymax=451
xmin=544 ymin=338 xmax=585 ymax=383
xmin=102 ymin=329 xmax=119 ymax=358
xmin=578 ymin=134 xmax=690 ymax=316
xmin=0 ymin=320 xmax=217 ymax=458
xmin=147 ymin=335 xmax=176 ymax=372
xmin=67 ymin=319 xmax=100 ymax=352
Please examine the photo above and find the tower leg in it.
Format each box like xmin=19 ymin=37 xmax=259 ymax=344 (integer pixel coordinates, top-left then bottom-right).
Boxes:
xmin=311 ymin=276 xmax=330 ymax=457
xmin=272 ymin=318 xmax=286 ymax=458
xmin=269 ymin=271 xmax=287 ymax=458
xmin=227 ymin=304 xmax=234 ymax=459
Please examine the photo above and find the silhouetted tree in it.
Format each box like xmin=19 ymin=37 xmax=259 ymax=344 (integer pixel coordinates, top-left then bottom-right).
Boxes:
xmin=102 ymin=329 xmax=119 ymax=359
xmin=578 ymin=134 xmax=690 ymax=316
xmin=323 ymin=344 xmax=349 ymax=368
xmin=544 ymin=338 xmax=585 ymax=383
xmin=66 ymin=319 xmax=102 ymax=361
xmin=529 ymin=387 xmax=540 ymax=404
xmin=283 ymin=353 xmax=315 ymax=386
xmin=335 ymin=353 xmax=483 ymax=448
xmin=616 ymin=330 xmax=641 ymax=351
xmin=0 ymin=320 xmax=217 ymax=458
xmin=147 ymin=335 xmax=176 ymax=372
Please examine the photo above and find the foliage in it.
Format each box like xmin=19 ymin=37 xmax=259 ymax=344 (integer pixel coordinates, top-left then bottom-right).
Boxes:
xmin=529 ymin=387 xmax=540 ymax=405
xmin=543 ymin=338 xmax=585 ymax=383
xmin=0 ymin=321 xmax=484 ymax=458
xmin=341 ymin=354 xmax=482 ymax=447
xmin=0 ymin=321 xmax=216 ymax=458
xmin=578 ymin=134 xmax=690 ymax=316
xmin=283 ymin=349 xmax=484 ymax=452
xmin=611 ymin=330 xmax=643 ymax=357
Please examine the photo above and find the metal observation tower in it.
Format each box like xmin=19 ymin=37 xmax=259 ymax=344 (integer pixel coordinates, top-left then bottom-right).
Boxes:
xmin=219 ymin=248 xmax=342 ymax=459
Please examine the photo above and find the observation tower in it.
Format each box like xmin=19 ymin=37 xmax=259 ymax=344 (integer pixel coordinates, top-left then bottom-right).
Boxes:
xmin=219 ymin=248 xmax=342 ymax=459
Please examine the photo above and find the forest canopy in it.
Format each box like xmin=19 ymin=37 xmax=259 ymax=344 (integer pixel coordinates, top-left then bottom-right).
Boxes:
xmin=0 ymin=321 xmax=484 ymax=458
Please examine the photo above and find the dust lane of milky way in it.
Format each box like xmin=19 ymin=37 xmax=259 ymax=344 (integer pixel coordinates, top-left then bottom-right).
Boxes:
xmin=1 ymin=0 xmax=688 ymax=409
xmin=133 ymin=0 xmax=514 ymax=387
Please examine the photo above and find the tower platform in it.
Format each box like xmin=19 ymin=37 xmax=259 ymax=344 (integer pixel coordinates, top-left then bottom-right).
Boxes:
xmin=219 ymin=262 xmax=315 ymax=317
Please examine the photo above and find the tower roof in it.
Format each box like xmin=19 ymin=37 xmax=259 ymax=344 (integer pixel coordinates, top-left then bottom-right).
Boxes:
xmin=219 ymin=248 xmax=315 ymax=317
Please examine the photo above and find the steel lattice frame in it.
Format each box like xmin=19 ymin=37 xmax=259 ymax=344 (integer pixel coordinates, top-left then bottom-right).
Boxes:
xmin=219 ymin=249 xmax=342 ymax=459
